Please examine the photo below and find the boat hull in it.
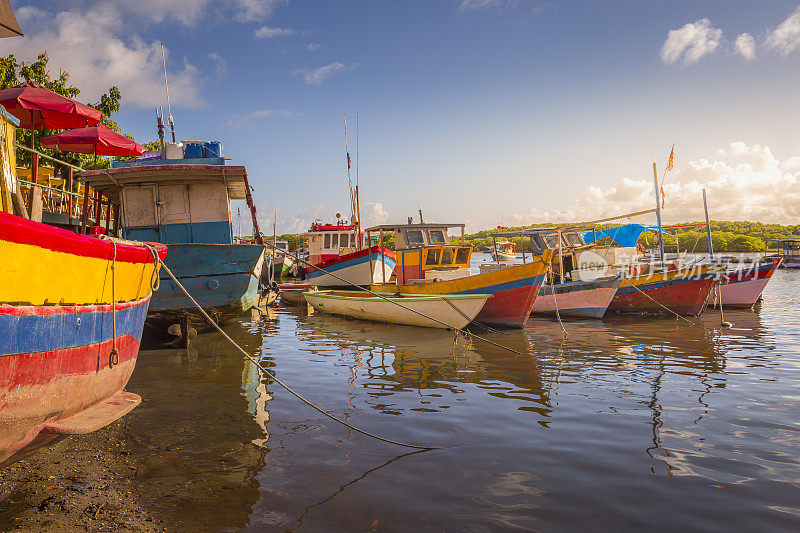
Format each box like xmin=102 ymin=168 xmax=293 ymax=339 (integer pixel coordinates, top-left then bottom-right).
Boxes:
xmin=0 ymin=211 xmax=164 ymax=464
xmin=608 ymin=265 xmax=715 ymax=316
xmin=491 ymin=251 xmax=516 ymax=262
xmin=304 ymin=290 xmax=490 ymax=330
xmin=147 ymin=243 xmax=264 ymax=331
xmin=533 ymin=275 xmax=623 ymax=319
xmin=278 ymin=282 xmax=313 ymax=305
xmin=710 ymin=257 xmax=782 ymax=308
xmin=372 ymin=253 xmax=553 ymax=327
xmin=304 ymin=246 xmax=396 ymax=287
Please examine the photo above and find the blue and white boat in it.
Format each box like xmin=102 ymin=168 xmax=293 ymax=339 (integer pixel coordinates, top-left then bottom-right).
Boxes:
xmin=80 ymin=150 xmax=264 ymax=334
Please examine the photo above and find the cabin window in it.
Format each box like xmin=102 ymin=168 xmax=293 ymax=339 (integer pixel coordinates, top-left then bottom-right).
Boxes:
xmin=542 ymin=234 xmax=559 ymax=249
xmin=529 ymin=239 xmax=543 ymax=255
xmin=324 ymin=233 xmax=331 ymax=249
xmin=406 ymin=229 xmax=425 ymax=246
xmin=428 ymin=229 xmax=446 ymax=244
xmin=565 ymin=233 xmax=584 ymax=247
xmin=441 ymin=247 xmax=454 ymax=265
xmin=456 ymin=247 xmax=470 ymax=264
xmin=340 ymin=234 xmax=349 ymax=248
xmin=425 ymin=248 xmax=441 ymax=266
xmin=350 ymin=234 xmax=356 ymax=247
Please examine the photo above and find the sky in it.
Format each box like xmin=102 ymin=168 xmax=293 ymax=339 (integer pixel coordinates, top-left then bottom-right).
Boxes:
xmin=3 ymin=0 xmax=800 ymax=233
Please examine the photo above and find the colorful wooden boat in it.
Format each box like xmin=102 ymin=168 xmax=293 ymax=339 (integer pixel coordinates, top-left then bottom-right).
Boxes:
xmin=708 ymin=256 xmax=782 ymax=309
xmin=491 ymin=240 xmax=516 ymax=261
xmin=368 ymin=223 xmax=553 ymax=327
xmin=608 ymin=263 xmax=716 ymax=316
xmin=533 ymin=275 xmax=623 ymax=319
xmin=301 ymin=220 xmax=396 ymax=287
xmin=0 ymin=211 xmax=166 ymax=464
xmin=81 ymin=162 xmax=265 ymax=333
xmin=303 ymin=290 xmax=491 ymax=329
xmin=278 ymin=282 xmax=313 ymax=305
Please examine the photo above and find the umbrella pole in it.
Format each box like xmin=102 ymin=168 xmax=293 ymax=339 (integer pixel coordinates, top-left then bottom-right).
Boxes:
xmin=27 ymin=130 xmax=39 ymax=217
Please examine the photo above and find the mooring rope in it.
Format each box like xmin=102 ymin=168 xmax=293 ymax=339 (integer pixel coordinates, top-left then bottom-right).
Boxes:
xmin=109 ymin=241 xmax=119 ymax=368
xmin=144 ymin=245 xmax=438 ymax=450
xmin=623 ymin=273 xmax=702 ymax=327
xmin=545 ymin=264 xmax=568 ymax=337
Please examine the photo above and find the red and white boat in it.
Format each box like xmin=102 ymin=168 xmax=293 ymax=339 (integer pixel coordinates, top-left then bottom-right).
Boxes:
xmin=301 ymin=219 xmax=396 ymax=287
xmin=707 ymin=256 xmax=782 ymax=309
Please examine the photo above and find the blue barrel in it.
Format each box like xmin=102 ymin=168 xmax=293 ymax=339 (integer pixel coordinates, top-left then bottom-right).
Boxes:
xmin=184 ymin=142 xmax=203 ymax=159
xmin=203 ymin=141 xmax=223 ymax=158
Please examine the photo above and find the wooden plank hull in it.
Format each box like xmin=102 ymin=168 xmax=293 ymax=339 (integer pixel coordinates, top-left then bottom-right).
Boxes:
xmin=304 ymin=291 xmax=491 ymax=329
xmin=147 ymin=243 xmax=264 ymax=331
xmin=0 ymin=212 xmax=164 ymax=464
xmin=278 ymin=282 xmax=313 ymax=305
xmin=533 ymin=275 xmax=622 ymax=319
xmin=710 ymin=257 xmax=782 ymax=308
xmin=608 ymin=264 xmax=715 ymax=316
xmin=372 ymin=253 xmax=553 ymax=327
xmin=303 ymin=246 xmax=396 ymax=287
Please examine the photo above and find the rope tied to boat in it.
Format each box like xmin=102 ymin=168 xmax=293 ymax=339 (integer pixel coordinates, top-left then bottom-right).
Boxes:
xmin=109 ymin=241 xmax=119 ymax=368
xmin=545 ymin=263 xmax=568 ymax=338
xmin=143 ymin=244 xmax=438 ymax=450
xmin=623 ymin=271 xmax=703 ymax=328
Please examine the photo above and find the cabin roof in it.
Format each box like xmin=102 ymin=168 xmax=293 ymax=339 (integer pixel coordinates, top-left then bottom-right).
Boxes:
xmin=364 ymin=223 xmax=465 ymax=232
xmin=78 ymin=164 xmax=249 ymax=203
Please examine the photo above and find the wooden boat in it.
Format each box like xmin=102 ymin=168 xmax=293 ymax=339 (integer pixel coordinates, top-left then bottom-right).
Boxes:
xmin=301 ymin=219 xmax=395 ymax=287
xmin=0 ymin=211 xmax=166 ymax=464
xmin=303 ymin=290 xmax=491 ymax=329
xmin=770 ymin=239 xmax=800 ymax=268
xmin=608 ymin=263 xmax=716 ymax=316
xmin=533 ymin=275 xmax=623 ymax=319
xmin=81 ymin=161 xmax=265 ymax=334
xmin=491 ymin=240 xmax=516 ymax=261
xmin=368 ymin=223 xmax=553 ymax=327
xmin=278 ymin=282 xmax=313 ymax=305
xmin=707 ymin=256 xmax=782 ymax=308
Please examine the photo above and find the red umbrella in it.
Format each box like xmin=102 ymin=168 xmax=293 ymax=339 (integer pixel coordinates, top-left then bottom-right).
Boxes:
xmin=0 ymin=80 xmax=101 ymax=130
xmin=41 ymin=124 xmax=145 ymax=158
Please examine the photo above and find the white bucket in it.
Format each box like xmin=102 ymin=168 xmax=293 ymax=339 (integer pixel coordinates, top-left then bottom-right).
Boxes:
xmin=164 ymin=142 xmax=184 ymax=159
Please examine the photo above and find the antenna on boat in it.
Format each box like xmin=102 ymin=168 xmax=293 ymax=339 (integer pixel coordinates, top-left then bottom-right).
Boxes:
xmin=161 ymin=43 xmax=176 ymax=143
xmin=356 ymin=112 xmax=362 ymax=250
xmin=418 ymin=205 xmax=424 ymax=224
xmin=344 ymin=115 xmax=355 ymax=225
xmin=155 ymin=107 xmax=165 ymax=152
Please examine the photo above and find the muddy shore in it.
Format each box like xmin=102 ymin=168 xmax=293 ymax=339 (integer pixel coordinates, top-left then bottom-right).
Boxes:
xmin=0 ymin=326 xmax=270 ymax=532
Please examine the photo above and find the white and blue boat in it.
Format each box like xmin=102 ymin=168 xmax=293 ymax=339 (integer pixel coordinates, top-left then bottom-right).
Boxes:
xmin=80 ymin=150 xmax=264 ymax=334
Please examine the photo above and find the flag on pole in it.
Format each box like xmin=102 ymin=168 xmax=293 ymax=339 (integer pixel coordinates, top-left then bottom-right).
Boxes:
xmin=666 ymin=145 xmax=674 ymax=171
xmin=661 ymin=144 xmax=674 ymax=207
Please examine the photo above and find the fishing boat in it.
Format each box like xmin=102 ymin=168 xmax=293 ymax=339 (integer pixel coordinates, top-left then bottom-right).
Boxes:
xmin=0 ymin=211 xmax=166 ymax=464
xmin=771 ymin=239 xmax=800 ymax=268
xmin=368 ymin=222 xmax=553 ymax=327
xmin=278 ymin=281 xmax=313 ymax=305
xmin=496 ymin=228 xmax=623 ymax=319
xmin=80 ymin=155 xmax=265 ymax=336
xmin=491 ymin=239 xmax=516 ymax=261
xmin=303 ymin=290 xmax=491 ymax=329
xmin=300 ymin=217 xmax=396 ymax=287
xmin=706 ymin=256 xmax=782 ymax=308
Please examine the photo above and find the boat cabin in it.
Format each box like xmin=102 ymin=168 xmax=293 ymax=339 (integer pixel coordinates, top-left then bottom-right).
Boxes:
xmin=79 ymin=161 xmax=251 ymax=245
xmin=365 ymin=223 xmax=471 ymax=284
xmin=301 ymin=219 xmax=363 ymax=264
xmin=771 ymin=239 xmax=800 ymax=268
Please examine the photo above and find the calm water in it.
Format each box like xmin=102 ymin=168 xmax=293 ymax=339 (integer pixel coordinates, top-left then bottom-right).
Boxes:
xmin=121 ymin=267 xmax=800 ymax=532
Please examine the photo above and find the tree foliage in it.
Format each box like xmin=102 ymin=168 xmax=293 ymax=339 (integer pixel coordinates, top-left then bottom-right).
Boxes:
xmin=0 ymin=52 xmax=127 ymax=172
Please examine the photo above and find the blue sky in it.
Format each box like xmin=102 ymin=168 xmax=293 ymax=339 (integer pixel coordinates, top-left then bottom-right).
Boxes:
xmin=5 ymin=1 xmax=800 ymax=232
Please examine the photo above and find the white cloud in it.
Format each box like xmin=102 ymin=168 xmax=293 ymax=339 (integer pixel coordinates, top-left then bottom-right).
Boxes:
xmin=734 ymin=33 xmax=756 ymax=60
xmin=457 ymin=0 xmax=546 ymax=14
xmin=223 ymin=109 xmax=300 ymax=129
xmin=660 ymin=18 xmax=722 ymax=65
xmin=361 ymin=202 xmax=389 ymax=227
xmin=3 ymin=5 xmax=203 ymax=108
xmin=233 ymin=0 xmax=288 ymax=22
xmin=495 ymin=142 xmax=800 ymax=229
xmin=766 ymin=6 xmax=800 ymax=55
xmin=254 ymin=26 xmax=295 ymax=38
xmin=293 ymin=62 xmax=358 ymax=85
xmin=306 ymin=42 xmax=320 ymax=51
xmin=207 ymin=52 xmax=227 ymax=75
